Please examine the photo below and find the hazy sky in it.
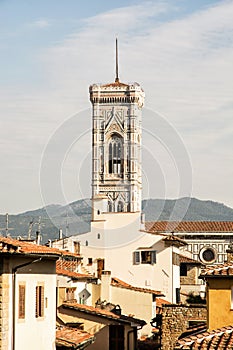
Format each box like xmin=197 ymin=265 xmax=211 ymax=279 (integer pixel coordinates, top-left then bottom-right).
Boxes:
xmin=1 ymin=0 xmax=233 ymax=213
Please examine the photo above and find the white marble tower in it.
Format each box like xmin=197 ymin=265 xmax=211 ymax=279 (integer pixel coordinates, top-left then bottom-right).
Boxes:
xmin=89 ymin=40 xmax=145 ymax=219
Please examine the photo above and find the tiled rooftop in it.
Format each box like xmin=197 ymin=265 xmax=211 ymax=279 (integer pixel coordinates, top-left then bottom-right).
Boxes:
xmin=62 ymin=302 xmax=146 ymax=326
xmin=156 ymin=298 xmax=171 ymax=309
xmin=101 ymin=81 xmax=129 ymax=88
xmin=111 ymin=277 xmax=164 ymax=296
xmin=0 ymin=236 xmax=79 ymax=258
xmin=63 ymin=302 xmax=120 ymax=319
xmin=200 ymin=261 xmax=233 ymax=277
xmin=145 ymin=221 xmax=233 ymax=233
xmin=56 ymin=326 xmax=95 ymax=349
xmin=175 ymin=325 xmax=233 ymax=349
xmin=180 ymin=255 xmax=203 ymax=265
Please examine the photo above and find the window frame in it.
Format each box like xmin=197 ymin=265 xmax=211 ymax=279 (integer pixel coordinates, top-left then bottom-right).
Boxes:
xmin=133 ymin=250 xmax=156 ymax=265
xmin=18 ymin=283 xmax=26 ymax=320
xmin=35 ymin=284 xmax=45 ymax=318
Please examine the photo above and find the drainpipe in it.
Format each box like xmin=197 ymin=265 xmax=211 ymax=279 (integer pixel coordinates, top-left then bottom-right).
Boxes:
xmin=12 ymin=258 xmax=42 ymax=350
xmin=127 ymin=329 xmax=134 ymax=350
xmin=127 ymin=326 xmax=143 ymax=350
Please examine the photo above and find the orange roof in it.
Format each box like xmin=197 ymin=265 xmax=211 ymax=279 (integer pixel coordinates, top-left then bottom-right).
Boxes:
xmin=200 ymin=261 xmax=233 ymax=278
xmin=63 ymin=302 xmax=146 ymax=326
xmin=175 ymin=325 xmax=233 ymax=349
xmin=180 ymin=255 xmax=203 ymax=265
xmin=0 ymin=236 xmax=79 ymax=259
xmin=56 ymin=326 xmax=95 ymax=349
xmin=145 ymin=221 xmax=233 ymax=233
xmin=156 ymin=298 xmax=171 ymax=308
xmin=63 ymin=302 xmax=120 ymax=319
xmin=111 ymin=277 xmax=164 ymax=296
xmin=56 ymin=260 xmax=95 ymax=280
xmin=101 ymin=81 xmax=129 ymax=88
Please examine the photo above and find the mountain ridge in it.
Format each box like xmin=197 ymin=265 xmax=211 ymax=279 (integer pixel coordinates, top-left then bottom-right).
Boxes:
xmin=0 ymin=197 xmax=232 ymax=243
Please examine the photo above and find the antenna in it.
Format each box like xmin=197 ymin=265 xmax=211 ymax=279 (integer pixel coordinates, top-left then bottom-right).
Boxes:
xmin=65 ymin=210 xmax=69 ymax=237
xmin=28 ymin=220 xmax=34 ymax=240
xmin=115 ymin=38 xmax=119 ymax=83
xmin=0 ymin=213 xmax=14 ymax=237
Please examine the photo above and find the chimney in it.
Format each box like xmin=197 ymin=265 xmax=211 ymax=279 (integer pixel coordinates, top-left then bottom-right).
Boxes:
xmin=59 ymin=229 xmax=63 ymax=240
xmin=36 ymin=231 xmax=41 ymax=245
xmin=101 ymin=270 xmax=111 ymax=301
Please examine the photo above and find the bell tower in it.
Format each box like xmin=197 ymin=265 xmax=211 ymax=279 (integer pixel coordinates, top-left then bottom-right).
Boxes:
xmin=89 ymin=40 xmax=145 ymax=215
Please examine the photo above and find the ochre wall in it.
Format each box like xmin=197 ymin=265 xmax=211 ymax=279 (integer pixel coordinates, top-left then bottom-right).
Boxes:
xmin=207 ymin=278 xmax=233 ymax=331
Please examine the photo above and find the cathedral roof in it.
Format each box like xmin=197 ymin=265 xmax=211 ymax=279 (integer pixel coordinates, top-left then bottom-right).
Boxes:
xmin=145 ymin=221 xmax=233 ymax=233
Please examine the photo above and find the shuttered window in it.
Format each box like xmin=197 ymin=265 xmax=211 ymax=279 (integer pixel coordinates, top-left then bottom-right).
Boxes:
xmin=18 ymin=284 xmax=26 ymax=319
xmin=133 ymin=250 xmax=156 ymax=265
xmin=35 ymin=285 xmax=44 ymax=318
xmin=133 ymin=251 xmax=140 ymax=265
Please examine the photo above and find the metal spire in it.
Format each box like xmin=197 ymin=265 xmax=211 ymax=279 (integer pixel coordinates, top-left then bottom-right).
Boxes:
xmin=115 ymin=38 xmax=119 ymax=82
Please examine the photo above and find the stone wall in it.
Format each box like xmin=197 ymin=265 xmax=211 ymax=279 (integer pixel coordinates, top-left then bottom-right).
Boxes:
xmin=180 ymin=265 xmax=197 ymax=285
xmin=161 ymin=304 xmax=207 ymax=350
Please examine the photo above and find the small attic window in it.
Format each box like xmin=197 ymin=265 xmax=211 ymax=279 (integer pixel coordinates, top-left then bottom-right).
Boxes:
xmin=97 ymin=233 xmax=101 ymax=239
xmin=85 ymin=241 xmax=88 ymax=246
xmin=97 ymin=210 xmax=100 ymax=215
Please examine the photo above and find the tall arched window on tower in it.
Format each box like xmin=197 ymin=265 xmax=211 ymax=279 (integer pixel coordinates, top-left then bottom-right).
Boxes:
xmin=108 ymin=135 xmax=123 ymax=175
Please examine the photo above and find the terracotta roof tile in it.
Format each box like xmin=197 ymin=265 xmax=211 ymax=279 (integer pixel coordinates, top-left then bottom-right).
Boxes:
xmin=101 ymin=81 xmax=129 ymax=88
xmin=63 ymin=302 xmax=120 ymax=319
xmin=62 ymin=302 xmax=146 ymax=326
xmin=0 ymin=236 xmax=79 ymax=258
xmin=200 ymin=261 xmax=233 ymax=278
xmin=175 ymin=325 xmax=233 ymax=349
xmin=56 ymin=260 xmax=95 ymax=280
xmin=111 ymin=277 xmax=164 ymax=296
xmin=56 ymin=326 xmax=95 ymax=348
xmin=156 ymin=298 xmax=171 ymax=308
xmin=145 ymin=221 xmax=233 ymax=233
xmin=180 ymin=255 xmax=203 ymax=265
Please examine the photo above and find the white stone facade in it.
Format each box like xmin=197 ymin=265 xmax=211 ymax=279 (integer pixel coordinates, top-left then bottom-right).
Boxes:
xmin=90 ymin=81 xmax=144 ymax=214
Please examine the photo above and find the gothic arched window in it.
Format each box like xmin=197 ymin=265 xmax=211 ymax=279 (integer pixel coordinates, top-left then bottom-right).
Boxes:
xmin=117 ymin=201 xmax=124 ymax=212
xmin=108 ymin=201 xmax=113 ymax=212
xmin=108 ymin=135 xmax=123 ymax=174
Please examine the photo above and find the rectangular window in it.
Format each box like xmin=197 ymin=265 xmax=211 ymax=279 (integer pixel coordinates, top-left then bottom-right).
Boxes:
xmin=133 ymin=251 xmax=156 ymax=265
xmin=218 ymin=254 xmax=223 ymax=263
xmin=35 ymin=285 xmax=44 ymax=318
xmin=18 ymin=284 xmax=26 ymax=319
xmin=180 ymin=263 xmax=188 ymax=276
xmin=88 ymin=258 xmax=93 ymax=266
xmin=66 ymin=287 xmax=76 ymax=301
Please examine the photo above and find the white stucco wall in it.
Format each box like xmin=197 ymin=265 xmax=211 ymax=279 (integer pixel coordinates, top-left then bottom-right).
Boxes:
xmin=4 ymin=258 xmax=57 ymax=350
